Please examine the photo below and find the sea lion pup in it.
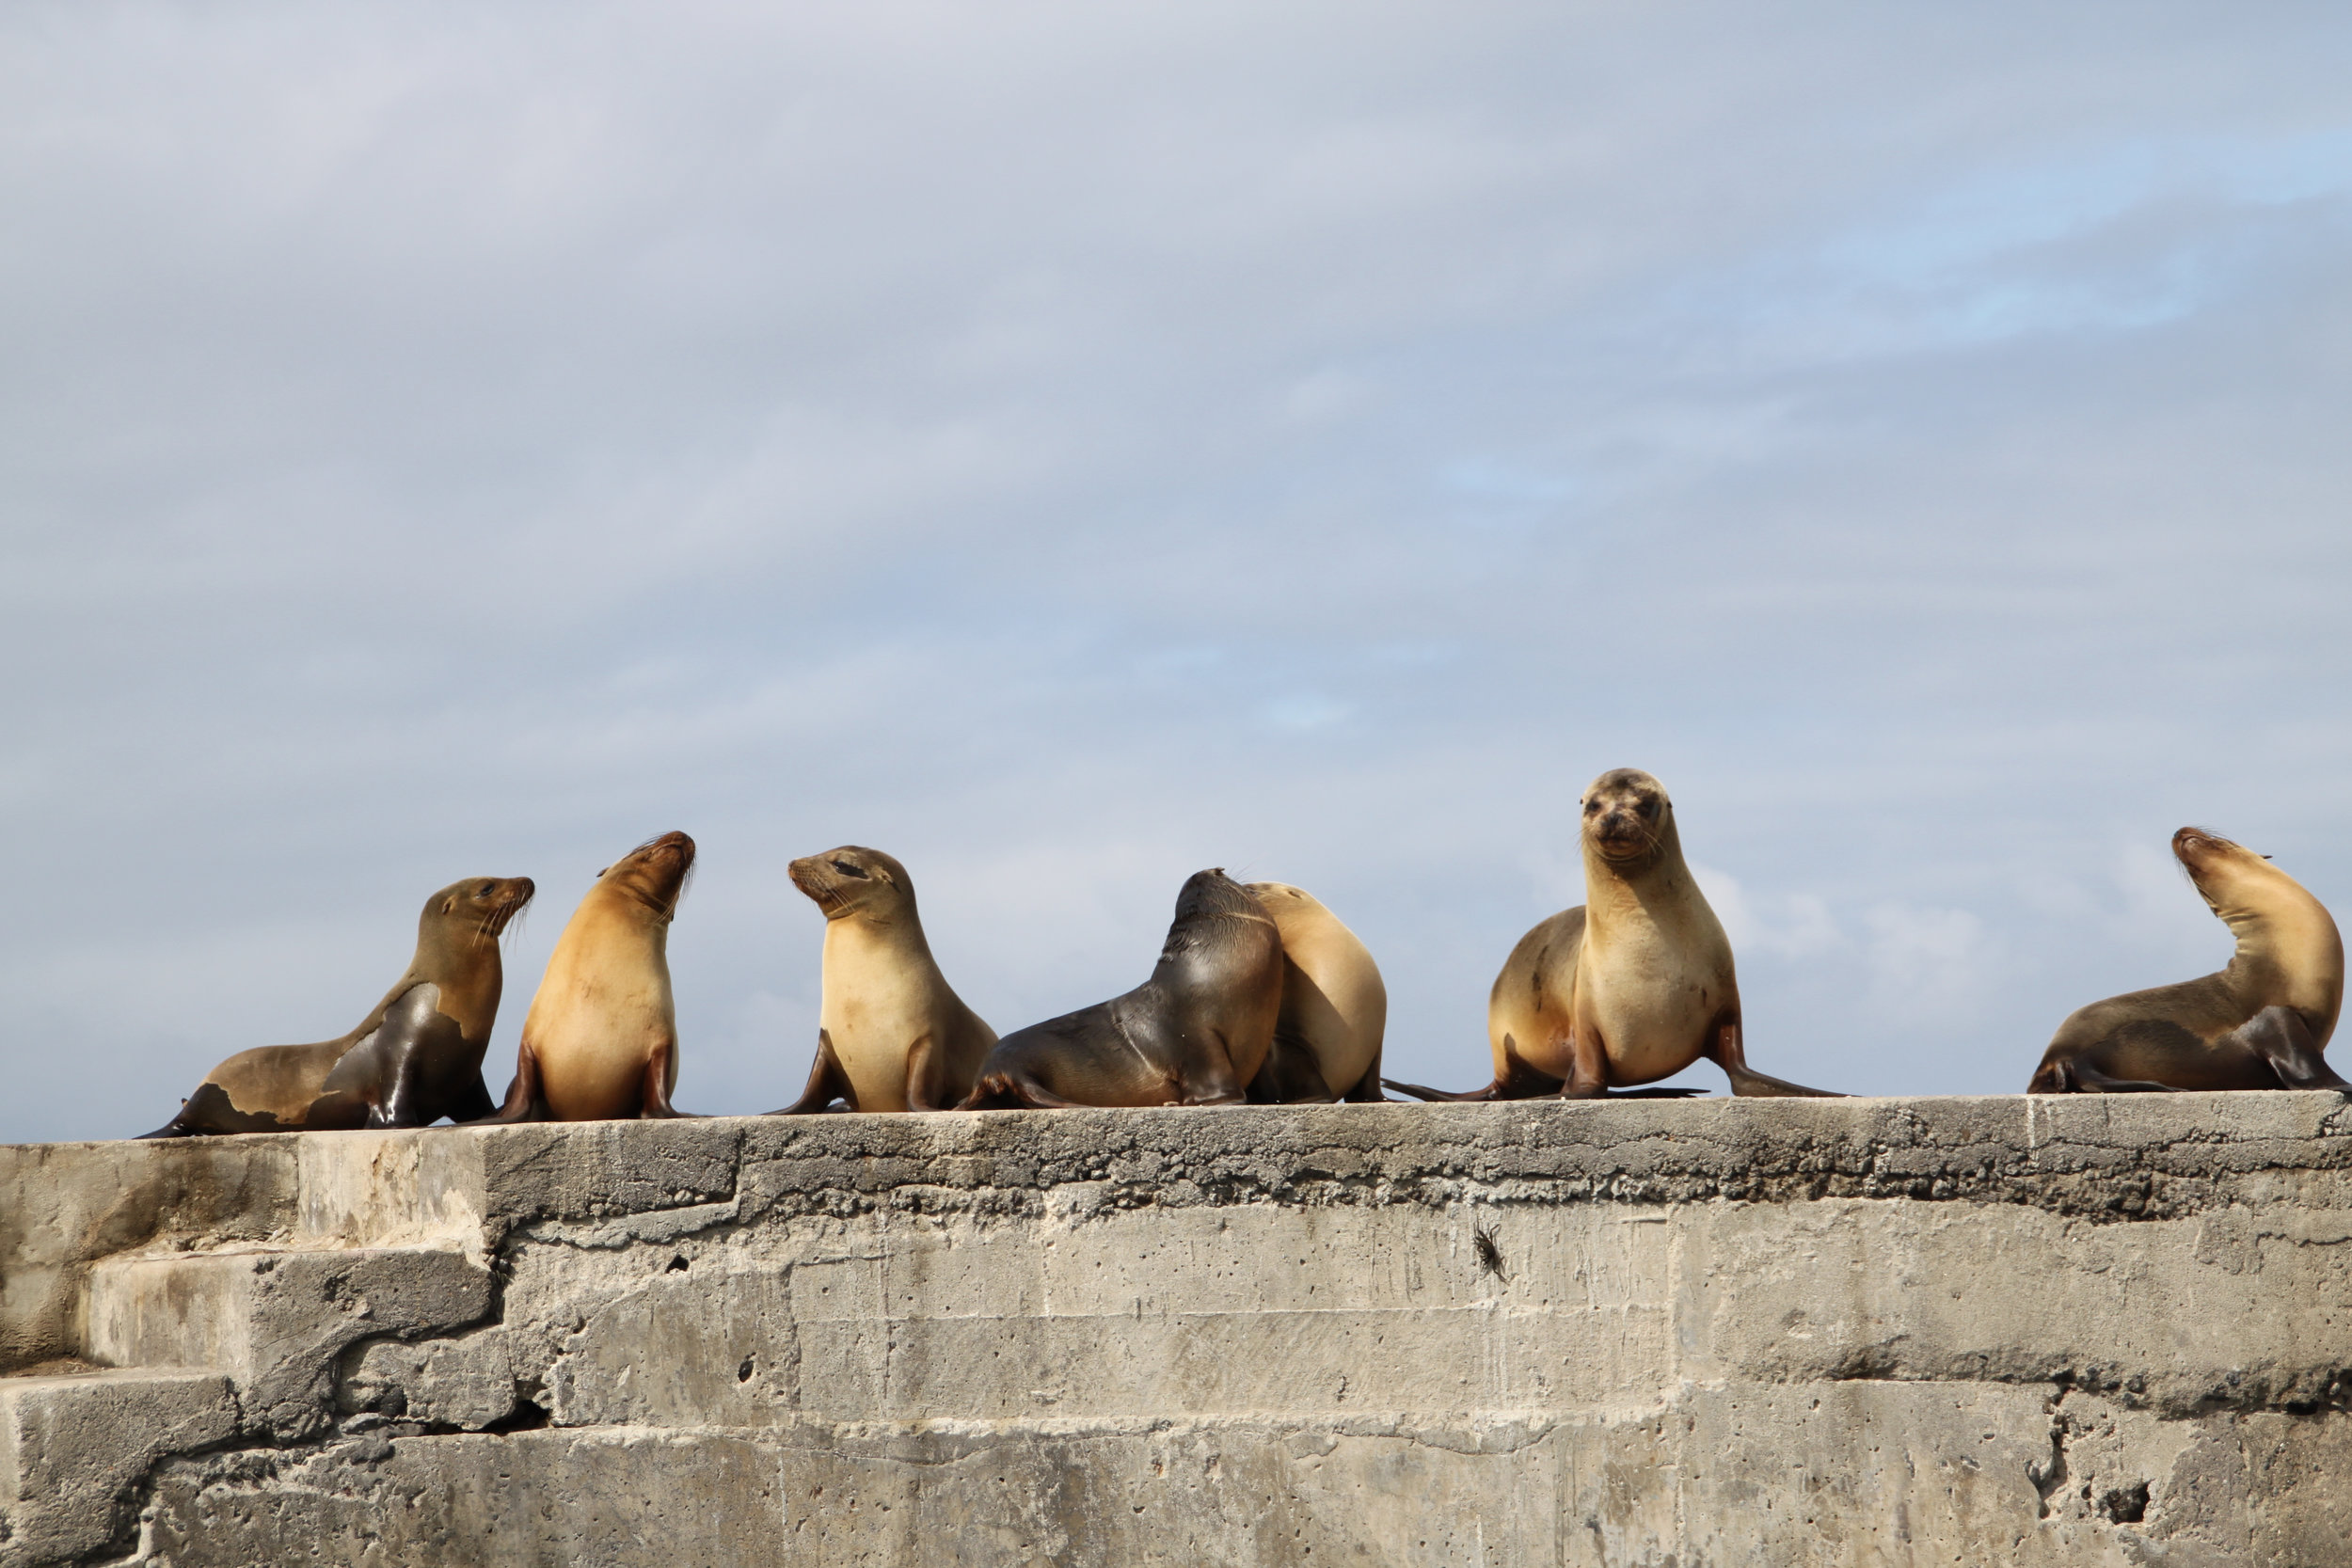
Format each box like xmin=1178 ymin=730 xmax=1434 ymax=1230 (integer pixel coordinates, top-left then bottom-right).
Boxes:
xmin=1387 ymin=768 xmax=1839 ymax=1101
xmin=478 ymin=832 xmax=696 ymax=1122
xmin=959 ymin=869 xmax=1284 ymax=1109
xmin=138 ymin=876 xmax=535 ymax=1137
xmin=1241 ymin=881 xmax=1389 ymax=1102
xmin=766 ymin=847 xmax=997 ymax=1113
xmin=2028 ymin=828 xmax=2346 ymax=1093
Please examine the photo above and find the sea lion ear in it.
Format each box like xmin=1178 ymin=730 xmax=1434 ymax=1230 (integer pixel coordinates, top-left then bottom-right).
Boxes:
xmin=596 ymin=866 xmax=610 ymax=879
xmin=440 ymin=895 xmax=458 ymax=915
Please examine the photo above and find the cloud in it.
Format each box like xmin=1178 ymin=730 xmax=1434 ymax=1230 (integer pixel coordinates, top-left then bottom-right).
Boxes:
xmin=4 ymin=4 xmax=2352 ymax=1138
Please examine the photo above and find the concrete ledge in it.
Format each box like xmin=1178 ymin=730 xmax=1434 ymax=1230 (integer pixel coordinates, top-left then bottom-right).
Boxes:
xmin=6 ymin=1093 xmax=2352 ymax=1564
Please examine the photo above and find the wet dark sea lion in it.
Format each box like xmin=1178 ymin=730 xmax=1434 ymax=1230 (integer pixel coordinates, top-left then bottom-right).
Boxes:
xmin=959 ymin=869 xmax=1283 ymax=1109
xmin=1388 ymin=768 xmax=1837 ymax=1101
xmin=2030 ymin=828 xmax=2345 ymax=1093
xmin=1242 ymin=881 xmax=1389 ymax=1103
xmin=767 ymin=846 xmax=997 ymax=1114
xmin=139 ymin=876 xmax=534 ymax=1136
xmin=480 ymin=832 xmax=695 ymax=1122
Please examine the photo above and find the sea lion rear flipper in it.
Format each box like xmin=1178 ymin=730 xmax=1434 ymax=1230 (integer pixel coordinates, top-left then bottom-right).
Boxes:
xmin=2226 ymin=1006 xmax=2350 ymax=1090
xmin=767 ymin=1029 xmax=857 ymax=1116
xmin=1706 ymin=1022 xmax=1846 ymax=1099
xmin=1382 ymin=1077 xmax=1500 ymax=1101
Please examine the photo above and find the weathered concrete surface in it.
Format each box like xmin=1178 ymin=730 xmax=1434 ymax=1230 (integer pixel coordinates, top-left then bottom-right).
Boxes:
xmin=6 ymin=1093 xmax=2352 ymax=1565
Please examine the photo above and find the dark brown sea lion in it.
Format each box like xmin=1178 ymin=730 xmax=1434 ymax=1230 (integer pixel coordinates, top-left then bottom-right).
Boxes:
xmin=1242 ymin=881 xmax=1389 ymax=1103
xmin=767 ymin=846 xmax=997 ymax=1114
xmin=1388 ymin=768 xmax=1838 ymax=1101
xmin=138 ymin=876 xmax=535 ymax=1136
xmin=958 ymin=868 xmax=1283 ymax=1109
xmin=478 ymin=832 xmax=695 ymax=1122
xmin=2029 ymin=828 xmax=2345 ymax=1093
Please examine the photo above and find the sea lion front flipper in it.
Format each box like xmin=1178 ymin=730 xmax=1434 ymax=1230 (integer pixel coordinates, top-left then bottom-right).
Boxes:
xmin=1342 ymin=1040 xmax=1387 ymax=1101
xmin=1706 ymin=1021 xmax=1846 ymax=1099
xmin=767 ymin=1029 xmax=858 ymax=1115
xmin=470 ymin=1041 xmax=548 ymax=1124
xmin=638 ymin=1041 xmax=691 ymax=1118
xmin=2057 ymin=1060 xmax=2184 ymax=1093
xmin=447 ymin=1073 xmax=497 ymax=1124
xmin=2225 ymin=1006 xmax=2350 ymax=1090
xmin=1248 ymin=1027 xmax=1338 ymax=1104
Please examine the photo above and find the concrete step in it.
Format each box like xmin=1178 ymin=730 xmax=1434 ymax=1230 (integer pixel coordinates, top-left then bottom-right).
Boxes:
xmin=84 ymin=1244 xmax=493 ymax=1442
xmin=0 ymin=1366 xmax=236 ymax=1567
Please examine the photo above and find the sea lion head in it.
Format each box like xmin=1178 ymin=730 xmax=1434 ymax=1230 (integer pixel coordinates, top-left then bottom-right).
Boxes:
xmin=788 ymin=846 xmax=914 ymax=922
xmin=596 ymin=831 xmax=696 ymax=922
xmin=1580 ymin=768 xmax=1676 ymax=867
xmin=420 ymin=876 xmax=536 ymax=946
xmin=2174 ymin=827 xmax=2304 ymax=924
xmin=1159 ymin=868 xmax=1278 ymax=962
xmin=1243 ymin=880 xmax=1321 ymax=914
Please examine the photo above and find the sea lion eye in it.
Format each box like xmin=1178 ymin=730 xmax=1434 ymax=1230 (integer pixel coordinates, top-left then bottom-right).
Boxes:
xmin=832 ymin=859 xmax=869 ymax=879
xmin=1582 ymin=800 xmax=1598 ymax=814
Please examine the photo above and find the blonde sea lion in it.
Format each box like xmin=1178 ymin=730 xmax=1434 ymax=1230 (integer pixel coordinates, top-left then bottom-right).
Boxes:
xmin=959 ymin=869 xmax=1283 ymax=1109
xmin=2029 ymin=828 xmax=2346 ymax=1093
xmin=1388 ymin=768 xmax=1838 ymax=1101
xmin=1242 ymin=881 xmax=1388 ymax=1102
xmin=480 ymin=831 xmax=695 ymax=1121
xmin=766 ymin=846 xmax=997 ymax=1114
xmin=138 ymin=876 xmax=535 ymax=1136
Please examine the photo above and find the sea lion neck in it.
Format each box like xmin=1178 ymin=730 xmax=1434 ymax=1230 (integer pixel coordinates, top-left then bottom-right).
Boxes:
xmin=1580 ymin=817 xmax=1685 ymax=927
xmin=2213 ymin=872 xmax=2344 ymax=1037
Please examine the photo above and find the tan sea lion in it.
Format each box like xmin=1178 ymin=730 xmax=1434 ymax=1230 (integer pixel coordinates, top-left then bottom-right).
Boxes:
xmin=959 ymin=869 xmax=1283 ymax=1109
xmin=480 ymin=832 xmax=695 ymax=1121
xmin=1388 ymin=768 xmax=1838 ymax=1100
xmin=766 ymin=846 xmax=997 ymax=1113
xmin=2029 ymin=828 xmax=2346 ymax=1093
xmin=138 ymin=876 xmax=535 ymax=1136
xmin=1242 ymin=881 xmax=1388 ymax=1102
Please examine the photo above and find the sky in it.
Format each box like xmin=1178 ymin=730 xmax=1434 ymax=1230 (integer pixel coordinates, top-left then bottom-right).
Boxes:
xmin=5 ymin=3 xmax=2351 ymax=1143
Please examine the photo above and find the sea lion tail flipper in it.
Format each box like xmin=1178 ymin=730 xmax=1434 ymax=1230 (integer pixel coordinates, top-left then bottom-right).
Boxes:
xmin=135 ymin=1110 xmax=197 ymax=1140
xmin=1381 ymin=1077 xmax=1501 ymax=1102
xmin=637 ymin=1041 xmax=693 ymax=1118
xmin=467 ymin=1043 xmax=548 ymax=1124
xmin=766 ymin=1029 xmax=858 ymax=1116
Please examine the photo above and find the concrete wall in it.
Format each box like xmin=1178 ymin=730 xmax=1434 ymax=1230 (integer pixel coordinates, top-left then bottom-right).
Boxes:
xmin=6 ymin=1094 xmax=2352 ymax=1565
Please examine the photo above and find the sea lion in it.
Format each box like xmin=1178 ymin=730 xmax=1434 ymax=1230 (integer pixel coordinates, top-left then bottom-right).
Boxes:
xmin=138 ymin=876 xmax=535 ymax=1137
xmin=2028 ymin=828 xmax=2346 ymax=1093
xmin=1242 ymin=881 xmax=1389 ymax=1102
xmin=479 ymin=831 xmax=695 ymax=1122
xmin=1387 ymin=768 xmax=1838 ymax=1101
xmin=766 ymin=846 xmax=997 ymax=1113
xmin=959 ymin=868 xmax=1283 ymax=1109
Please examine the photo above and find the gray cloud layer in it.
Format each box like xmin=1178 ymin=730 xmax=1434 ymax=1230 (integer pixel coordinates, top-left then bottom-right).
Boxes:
xmin=6 ymin=4 xmax=2351 ymax=1141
